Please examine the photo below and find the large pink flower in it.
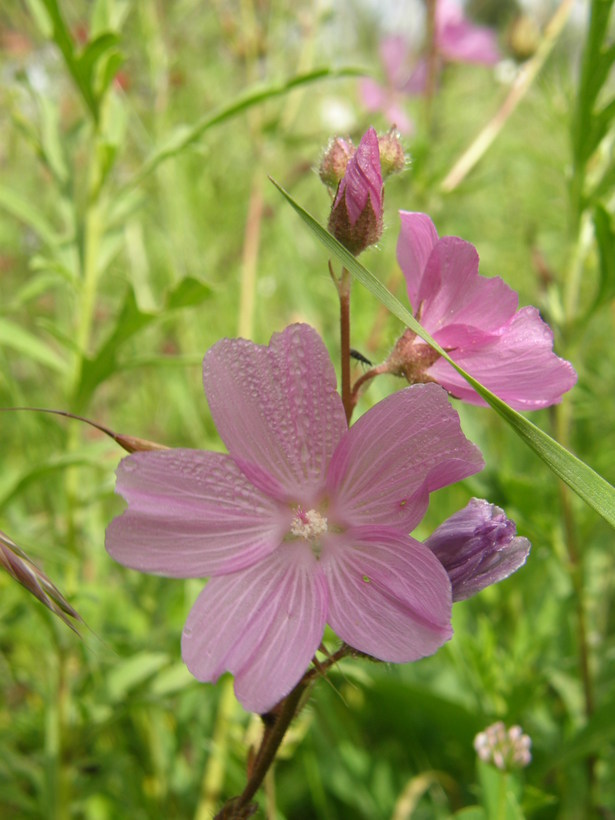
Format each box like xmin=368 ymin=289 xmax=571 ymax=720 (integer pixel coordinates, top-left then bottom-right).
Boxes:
xmin=106 ymin=324 xmax=492 ymax=713
xmin=392 ymin=212 xmax=577 ymax=410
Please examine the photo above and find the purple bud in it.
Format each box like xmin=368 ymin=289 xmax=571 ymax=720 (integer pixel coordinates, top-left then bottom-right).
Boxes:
xmin=327 ymin=127 xmax=383 ymax=256
xmin=425 ymin=498 xmax=530 ymax=602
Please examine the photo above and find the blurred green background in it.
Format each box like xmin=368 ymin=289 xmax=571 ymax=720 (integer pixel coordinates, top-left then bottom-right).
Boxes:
xmin=1 ymin=0 xmax=614 ymax=817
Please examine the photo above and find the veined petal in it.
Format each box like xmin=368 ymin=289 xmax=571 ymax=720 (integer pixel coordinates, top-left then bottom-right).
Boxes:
xmin=106 ymin=450 xmax=289 ymax=577
xmin=425 ymin=498 xmax=530 ymax=601
xmin=333 ymin=127 xmax=383 ymax=226
xmin=321 ymin=527 xmax=452 ymax=661
xmin=428 ymin=307 xmax=577 ymax=409
xmin=203 ymin=324 xmax=347 ymax=502
xmin=397 ymin=211 xmax=439 ymax=311
xmin=419 ymin=238 xmax=518 ymax=337
xmin=181 ymin=543 xmax=328 ymax=713
xmin=327 ymin=383 xmax=484 ymax=531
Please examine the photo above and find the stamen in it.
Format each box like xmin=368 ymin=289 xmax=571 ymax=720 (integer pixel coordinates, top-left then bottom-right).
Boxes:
xmin=290 ymin=507 xmax=328 ymax=540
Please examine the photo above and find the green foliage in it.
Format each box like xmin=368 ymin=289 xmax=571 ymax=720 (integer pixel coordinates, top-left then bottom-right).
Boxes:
xmin=1 ymin=0 xmax=614 ymax=818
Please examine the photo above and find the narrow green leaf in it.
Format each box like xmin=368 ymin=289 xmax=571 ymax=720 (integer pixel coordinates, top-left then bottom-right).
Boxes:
xmin=0 ymin=185 xmax=60 ymax=247
xmin=0 ymin=318 xmax=67 ymax=373
xmin=129 ymin=66 xmax=363 ymax=186
xmin=271 ymin=179 xmax=615 ymax=529
xmin=591 ymin=205 xmax=615 ymax=311
xmin=74 ymin=277 xmax=212 ymax=410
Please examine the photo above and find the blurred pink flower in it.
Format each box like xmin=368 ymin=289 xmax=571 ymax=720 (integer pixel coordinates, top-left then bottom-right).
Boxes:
xmin=328 ymin=127 xmax=383 ymax=254
xmin=436 ymin=0 xmax=500 ymax=65
xmin=360 ymin=36 xmax=419 ymax=135
xmin=106 ymin=323 xmax=489 ymax=713
xmin=390 ymin=212 xmax=577 ymax=409
xmin=360 ymin=2 xmax=500 ymax=132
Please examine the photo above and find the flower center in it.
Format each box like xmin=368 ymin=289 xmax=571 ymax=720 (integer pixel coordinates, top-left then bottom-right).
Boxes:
xmin=290 ymin=506 xmax=329 ymax=557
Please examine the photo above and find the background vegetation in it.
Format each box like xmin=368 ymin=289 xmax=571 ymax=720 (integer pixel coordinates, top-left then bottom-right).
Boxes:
xmin=1 ymin=0 xmax=614 ymax=817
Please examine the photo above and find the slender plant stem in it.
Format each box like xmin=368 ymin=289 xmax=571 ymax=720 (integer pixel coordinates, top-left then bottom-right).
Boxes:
xmin=350 ymin=363 xmax=390 ymax=411
xmin=441 ymin=0 xmax=575 ymax=192
xmin=423 ymin=0 xmax=438 ymax=131
xmin=216 ymin=647 xmax=351 ymax=817
xmin=195 ymin=677 xmax=238 ymax=820
xmin=339 ymin=267 xmax=353 ymax=424
xmin=238 ymin=173 xmax=265 ymax=339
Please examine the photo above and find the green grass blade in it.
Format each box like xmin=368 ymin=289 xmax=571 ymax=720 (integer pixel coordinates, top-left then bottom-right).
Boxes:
xmin=271 ymin=178 xmax=615 ymax=529
xmin=129 ymin=67 xmax=363 ymax=186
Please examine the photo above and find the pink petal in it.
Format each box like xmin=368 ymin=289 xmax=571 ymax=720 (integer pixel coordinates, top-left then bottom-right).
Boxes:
xmin=425 ymin=498 xmax=530 ymax=601
xmin=397 ymin=211 xmax=440 ymax=311
xmin=203 ymin=324 xmax=347 ymax=503
xmin=106 ymin=450 xmax=289 ymax=577
xmin=428 ymin=306 xmax=578 ymax=409
xmin=436 ymin=0 xmax=500 ymax=65
xmin=181 ymin=543 xmax=328 ymax=713
xmin=417 ymin=237 xmax=518 ymax=338
xmin=327 ymin=383 xmax=484 ymax=532
xmin=379 ymin=35 xmax=410 ymax=87
xmin=384 ymin=102 xmax=414 ymax=136
xmin=333 ymin=127 xmax=383 ymax=226
xmin=321 ymin=527 xmax=452 ymax=661
xmin=359 ymin=78 xmax=388 ymax=111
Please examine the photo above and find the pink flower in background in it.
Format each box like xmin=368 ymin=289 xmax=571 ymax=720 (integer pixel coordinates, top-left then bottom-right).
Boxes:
xmin=360 ymin=2 xmax=500 ymax=131
xmin=390 ymin=212 xmax=577 ymax=409
xmin=360 ymin=36 xmax=419 ymax=135
xmin=106 ymin=323 xmax=494 ymax=713
xmin=328 ymin=127 xmax=384 ymax=254
xmin=436 ymin=0 xmax=500 ymax=65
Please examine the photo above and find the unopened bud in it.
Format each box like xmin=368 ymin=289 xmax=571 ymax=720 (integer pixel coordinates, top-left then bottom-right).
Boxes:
xmin=378 ymin=128 xmax=406 ymax=178
xmin=327 ymin=127 xmax=383 ymax=256
xmin=319 ymin=137 xmax=355 ymax=189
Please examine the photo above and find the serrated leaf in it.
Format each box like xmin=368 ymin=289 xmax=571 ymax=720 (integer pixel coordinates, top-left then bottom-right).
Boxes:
xmin=271 ymin=179 xmax=615 ymax=530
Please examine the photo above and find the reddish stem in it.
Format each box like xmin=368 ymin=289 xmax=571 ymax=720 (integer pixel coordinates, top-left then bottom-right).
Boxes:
xmin=215 ymin=646 xmax=352 ymax=818
xmin=338 ymin=267 xmax=353 ymax=424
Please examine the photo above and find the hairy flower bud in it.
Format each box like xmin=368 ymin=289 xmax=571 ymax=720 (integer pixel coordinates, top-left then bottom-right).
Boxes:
xmin=319 ymin=137 xmax=355 ymax=189
xmin=378 ymin=128 xmax=406 ymax=178
xmin=327 ymin=127 xmax=383 ymax=256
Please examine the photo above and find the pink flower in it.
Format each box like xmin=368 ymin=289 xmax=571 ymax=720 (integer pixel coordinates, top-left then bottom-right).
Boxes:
xmin=106 ymin=323 xmax=488 ymax=713
xmin=328 ymin=127 xmax=383 ymax=255
xmin=360 ymin=4 xmax=500 ymax=131
xmin=360 ymin=36 xmax=419 ymax=135
xmin=390 ymin=212 xmax=577 ymax=410
xmin=436 ymin=0 xmax=500 ymax=66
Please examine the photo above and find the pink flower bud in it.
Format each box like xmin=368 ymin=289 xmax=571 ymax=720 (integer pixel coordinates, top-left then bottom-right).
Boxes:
xmin=327 ymin=127 xmax=384 ymax=256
